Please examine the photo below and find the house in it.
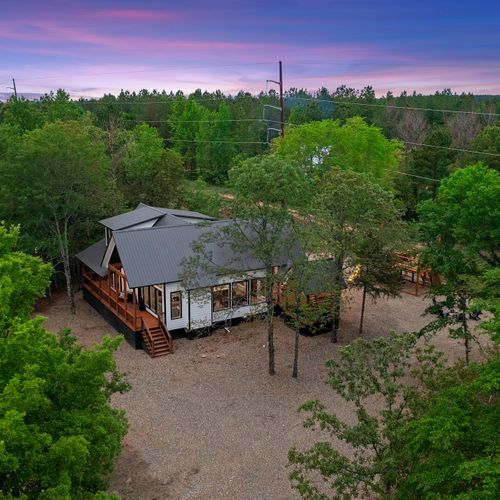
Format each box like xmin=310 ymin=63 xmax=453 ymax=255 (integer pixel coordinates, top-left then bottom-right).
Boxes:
xmin=76 ymin=204 xmax=290 ymax=357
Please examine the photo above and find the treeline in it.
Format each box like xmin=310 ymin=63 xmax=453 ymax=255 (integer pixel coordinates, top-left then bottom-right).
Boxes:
xmin=1 ymin=86 xmax=499 ymax=190
xmin=0 ymin=87 xmax=499 ymax=304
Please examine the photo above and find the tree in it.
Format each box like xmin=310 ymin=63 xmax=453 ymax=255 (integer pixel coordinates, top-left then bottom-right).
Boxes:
xmin=0 ymin=224 xmax=52 ymax=329
xmin=288 ymin=332 xmax=443 ymax=499
xmin=418 ymin=164 xmax=500 ymax=363
xmin=0 ymin=320 xmax=128 ymax=498
xmin=306 ymin=168 xmax=406 ymax=342
xmin=351 ymin=229 xmax=406 ymax=336
xmin=0 ymin=120 xmax=122 ymax=313
xmin=280 ymin=259 xmax=335 ymax=378
xmin=273 ymin=117 xmax=402 ymax=185
xmin=170 ymin=97 xmax=207 ymax=176
xmin=196 ymin=102 xmax=236 ymax=184
xmin=119 ymin=123 xmax=185 ymax=207
xmin=397 ymin=355 xmax=500 ymax=499
xmin=471 ymin=125 xmax=500 ymax=171
xmin=182 ymin=153 xmax=307 ymax=375
xmin=406 ymin=125 xmax=455 ymax=201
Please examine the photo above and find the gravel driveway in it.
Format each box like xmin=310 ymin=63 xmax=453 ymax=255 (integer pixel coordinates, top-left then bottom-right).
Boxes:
xmin=40 ymin=288 xmax=486 ymax=499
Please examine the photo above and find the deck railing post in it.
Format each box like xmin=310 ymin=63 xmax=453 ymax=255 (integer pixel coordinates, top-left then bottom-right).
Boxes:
xmin=133 ymin=288 xmax=137 ymax=330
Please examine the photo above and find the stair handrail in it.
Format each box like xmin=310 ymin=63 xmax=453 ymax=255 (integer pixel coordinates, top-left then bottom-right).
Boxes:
xmin=141 ymin=317 xmax=156 ymax=357
xmin=159 ymin=317 xmax=173 ymax=353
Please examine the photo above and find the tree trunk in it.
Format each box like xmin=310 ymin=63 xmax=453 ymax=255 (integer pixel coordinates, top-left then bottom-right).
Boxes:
xmin=330 ymin=256 xmax=344 ymax=343
xmin=460 ymin=295 xmax=470 ymax=365
xmin=47 ymin=283 xmax=53 ymax=305
xmin=266 ymin=272 xmax=275 ymax=375
xmin=62 ymin=246 xmax=75 ymax=314
xmin=56 ymin=218 xmax=75 ymax=314
xmin=359 ymin=285 xmax=367 ymax=335
xmin=292 ymin=297 xmax=301 ymax=378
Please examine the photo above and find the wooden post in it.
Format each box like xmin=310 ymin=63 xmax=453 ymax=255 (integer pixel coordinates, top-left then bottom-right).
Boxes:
xmin=123 ymin=273 xmax=128 ymax=316
xmin=415 ymin=269 xmax=420 ymax=297
xmin=115 ymin=270 xmax=119 ymax=311
xmin=133 ymin=289 xmax=137 ymax=330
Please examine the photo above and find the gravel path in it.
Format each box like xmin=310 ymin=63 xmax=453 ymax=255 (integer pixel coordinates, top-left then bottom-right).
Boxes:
xmin=40 ymin=289 xmax=488 ymax=499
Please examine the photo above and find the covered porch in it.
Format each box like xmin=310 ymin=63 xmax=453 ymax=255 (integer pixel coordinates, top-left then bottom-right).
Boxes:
xmin=81 ymin=263 xmax=173 ymax=357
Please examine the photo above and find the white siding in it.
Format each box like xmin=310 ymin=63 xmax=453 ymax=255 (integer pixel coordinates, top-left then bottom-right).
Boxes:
xmin=187 ymin=289 xmax=212 ymax=330
xmin=163 ymin=269 xmax=269 ymax=332
xmin=164 ymin=282 xmax=190 ymax=330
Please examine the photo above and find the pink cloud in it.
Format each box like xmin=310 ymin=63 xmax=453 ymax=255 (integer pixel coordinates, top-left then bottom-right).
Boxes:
xmin=91 ymin=9 xmax=181 ymax=21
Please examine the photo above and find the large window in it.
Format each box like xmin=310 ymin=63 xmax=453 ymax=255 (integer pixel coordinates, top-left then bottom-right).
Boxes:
xmin=250 ymin=278 xmax=266 ymax=304
xmin=212 ymin=284 xmax=230 ymax=312
xmin=170 ymin=291 xmax=182 ymax=319
xmin=232 ymin=281 xmax=248 ymax=307
xmin=143 ymin=285 xmax=163 ymax=316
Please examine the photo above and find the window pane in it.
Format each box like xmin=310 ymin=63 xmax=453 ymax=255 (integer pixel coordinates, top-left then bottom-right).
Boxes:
xmin=213 ymin=284 xmax=230 ymax=311
xmin=171 ymin=291 xmax=182 ymax=319
xmin=250 ymin=279 xmax=266 ymax=304
xmin=156 ymin=288 xmax=163 ymax=316
xmin=232 ymin=281 xmax=248 ymax=307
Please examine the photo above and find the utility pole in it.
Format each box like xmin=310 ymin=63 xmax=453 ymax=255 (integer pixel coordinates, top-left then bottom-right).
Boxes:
xmin=279 ymin=61 xmax=284 ymax=137
xmin=264 ymin=61 xmax=285 ymax=141
xmin=7 ymin=78 xmax=17 ymax=99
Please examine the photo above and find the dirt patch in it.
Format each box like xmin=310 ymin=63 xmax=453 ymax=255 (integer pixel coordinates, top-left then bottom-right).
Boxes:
xmin=40 ymin=289 xmax=489 ymax=499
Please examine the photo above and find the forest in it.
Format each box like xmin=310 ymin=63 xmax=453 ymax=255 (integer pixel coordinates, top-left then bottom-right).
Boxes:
xmin=0 ymin=86 xmax=499 ymax=498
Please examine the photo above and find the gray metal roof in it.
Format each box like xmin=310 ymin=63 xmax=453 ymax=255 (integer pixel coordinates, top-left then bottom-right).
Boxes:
xmin=99 ymin=206 xmax=163 ymax=230
xmin=76 ymin=239 xmax=108 ymax=277
xmin=100 ymin=204 xmax=215 ymax=231
xmin=112 ymin=221 xmax=292 ymax=289
xmin=138 ymin=203 xmax=216 ymax=221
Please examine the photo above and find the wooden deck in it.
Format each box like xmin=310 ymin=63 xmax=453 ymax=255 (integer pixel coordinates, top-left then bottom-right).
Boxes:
xmin=82 ymin=270 xmax=157 ymax=332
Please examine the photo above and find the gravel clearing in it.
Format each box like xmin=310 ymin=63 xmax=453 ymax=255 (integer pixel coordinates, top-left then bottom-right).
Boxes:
xmin=39 ymin=289 xmax=489 ymax=499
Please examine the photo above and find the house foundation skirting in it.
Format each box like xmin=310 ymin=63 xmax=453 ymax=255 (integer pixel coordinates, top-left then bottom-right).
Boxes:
xmin=83 ymin=288 xmax=143 ymax=350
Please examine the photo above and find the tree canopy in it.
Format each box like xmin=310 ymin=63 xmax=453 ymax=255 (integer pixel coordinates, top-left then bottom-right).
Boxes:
xmin=0 ymin=224 xmax=52 ymax=329
xmin=272 ymin=117 xmax=402 ymax=185
xmin=0 ymin=320 xmax=128 ymax=499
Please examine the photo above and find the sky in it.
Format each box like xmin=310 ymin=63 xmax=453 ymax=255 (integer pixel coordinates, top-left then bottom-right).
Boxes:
xmin=1 ymin=0 xmax=499 ymax=99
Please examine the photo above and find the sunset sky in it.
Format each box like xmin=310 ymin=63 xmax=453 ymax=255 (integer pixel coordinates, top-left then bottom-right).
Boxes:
xmin=1 ymin=0 xmax=499 ymax=99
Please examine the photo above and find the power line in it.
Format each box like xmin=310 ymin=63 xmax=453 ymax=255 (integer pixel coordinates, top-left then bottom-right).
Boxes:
xmin=286 ymin=96 xmax=500 ymax=117
xmin=124 ymin=118 xmax=275 ymax=124
xmin=402 ymin=141 xmax=500 ymax=157
xmin=395 ymin=171 xmax=439 ymax=183
xmin=170 ymin=138 xmax=267 ymax=145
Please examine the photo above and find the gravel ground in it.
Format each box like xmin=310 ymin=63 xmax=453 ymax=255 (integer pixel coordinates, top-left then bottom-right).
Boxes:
xmin=39 ymin=289 xmax=489 ymax=499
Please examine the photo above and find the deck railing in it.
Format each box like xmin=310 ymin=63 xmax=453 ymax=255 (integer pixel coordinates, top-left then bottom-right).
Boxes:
xmin=82 ymin=271 xmax=139 ymax=331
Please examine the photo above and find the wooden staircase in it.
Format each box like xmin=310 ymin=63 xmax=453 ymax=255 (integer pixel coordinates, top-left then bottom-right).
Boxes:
xmin=141 ymin=317 xmax=173 ymax=358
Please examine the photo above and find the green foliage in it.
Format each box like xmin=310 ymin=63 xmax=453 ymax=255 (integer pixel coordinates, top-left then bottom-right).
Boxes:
xmin=122 ymin=123 xmax=164 ymax=180
xmin=0 ymin=120 xmax=122 ymax=310
xmin=397 ymin=356 xmax=500 ymax=499
xmin=0 ymin=120 xmax=120 ymax=260
xmin=0 ymin=224 xmax=51 ymax=329
xmin=0 ymin=320 xmax=128 ymax=498
xmin=183 ymin=154 xmax=307 ymax=375
xmin=468 ymin=267 xmax=500 ymax=343
xmin=118 ymin=123 xmax=186 ymax=208
xmin=471 ymin=125 xmax=500 ymax=171
xmin=273 ymin=117 xmax=402 ymax=185
xmin=195 ymin=102 xmax=236 ymax=184
xmin=305 ymin=167 xmax=407 ymax=341
xmin=418 ymin=164 xmax=500 ymax=358
xmin=181 ymin=179 xmax=223 ymax=218
xmin=288 ymin=332 xmax=443 ymax=499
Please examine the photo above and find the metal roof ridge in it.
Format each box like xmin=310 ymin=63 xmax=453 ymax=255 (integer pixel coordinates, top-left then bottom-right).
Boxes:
xmin=112 ymin=219 xmax=227 ymax=235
